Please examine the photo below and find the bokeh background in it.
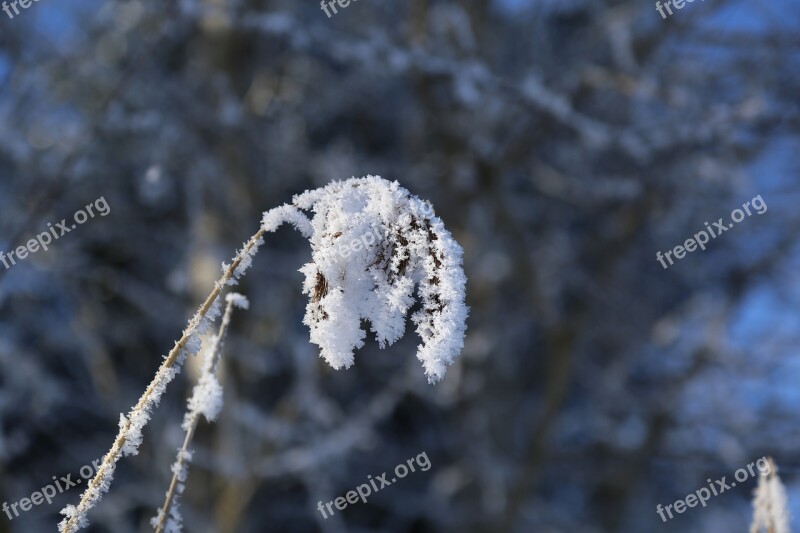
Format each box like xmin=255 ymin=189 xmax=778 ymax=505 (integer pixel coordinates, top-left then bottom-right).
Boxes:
xmin=0 ymin=0 xmax=799 ymax=531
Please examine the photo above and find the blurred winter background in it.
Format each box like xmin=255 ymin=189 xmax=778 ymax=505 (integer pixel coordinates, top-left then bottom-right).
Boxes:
xmin=0 ymin=0 xmax=799 ymax=531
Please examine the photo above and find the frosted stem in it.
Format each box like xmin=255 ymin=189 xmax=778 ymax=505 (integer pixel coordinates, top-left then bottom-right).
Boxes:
xmin=154 ymin=297 xmax=240 ymax=533
xmin=60 ymin=228 xmax=265 ymax=533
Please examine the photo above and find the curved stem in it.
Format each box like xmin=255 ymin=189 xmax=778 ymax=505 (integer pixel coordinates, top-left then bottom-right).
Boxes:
xmin=154 ymin=299 xmax=237 ymax=533
xmin=61 ymin=227 xmax=265 ymax=533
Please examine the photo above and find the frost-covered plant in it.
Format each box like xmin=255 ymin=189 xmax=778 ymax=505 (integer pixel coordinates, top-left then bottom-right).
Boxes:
xmin=60 ymin=176 xmax=467 ymax=532
xmin=750 ymin=457 xmax=791 ymax=533
xmin=152 ymin=293 xmax=249 ymax=533
xmin=263 ymin=176 xmax=468 ymax=382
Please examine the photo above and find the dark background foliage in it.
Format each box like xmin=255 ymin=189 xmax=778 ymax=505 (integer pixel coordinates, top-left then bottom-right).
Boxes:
xmin=0 ymin=0 xmax=798 ymax=531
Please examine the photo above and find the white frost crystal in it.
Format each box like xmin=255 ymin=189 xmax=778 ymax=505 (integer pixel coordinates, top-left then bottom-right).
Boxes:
xmin=751 ymin=458 xmax=790 ymax=533
xmin=261 ymin=176 xmax=468 ymax=383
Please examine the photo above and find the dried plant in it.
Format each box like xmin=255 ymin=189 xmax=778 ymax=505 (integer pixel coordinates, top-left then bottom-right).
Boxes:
xmin=750 ymin=457 xmax=791 ymax=533
xmin=58 ymin=232 xmax=264 ymax=533
xmin=264 ymin=175 xmax=469 ymax=382
xmin=59 ymin=176 xmax=468 ymax=532
xmin=152 ymin=293 xmax=249 ymax=533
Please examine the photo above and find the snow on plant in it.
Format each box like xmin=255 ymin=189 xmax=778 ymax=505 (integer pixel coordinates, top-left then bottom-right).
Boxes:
xmin=59 ymin=176 xmax=468 ymax=532
xmin=262 ymin=176 xmax=468 ymax=382
xmin=152 ymin=293 xmax=248 ymax=533
xmin=58 ymin=293 xmax=226 ymax=533
xmin=750 ymin=457 xmax=790 ymax=533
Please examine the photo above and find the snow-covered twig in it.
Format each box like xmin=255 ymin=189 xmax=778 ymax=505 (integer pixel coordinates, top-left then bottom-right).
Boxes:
xmin=59 ymin=231 xmax=264 ymax=533
xmin=153 ymin=293 xmax=249 ymax=533
xmin=750 ymin=457 xmax=791 ymax=533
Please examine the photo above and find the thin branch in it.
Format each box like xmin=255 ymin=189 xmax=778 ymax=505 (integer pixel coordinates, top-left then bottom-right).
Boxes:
xmin=155 ymin=296 xmax=240 ymax=533
xmin=60 ymin=227 xmax=265 ymax=533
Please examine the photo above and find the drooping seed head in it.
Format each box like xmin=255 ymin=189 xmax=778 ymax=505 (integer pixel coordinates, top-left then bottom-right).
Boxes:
xmin=262 ymin=176 xmax=468 ymax=383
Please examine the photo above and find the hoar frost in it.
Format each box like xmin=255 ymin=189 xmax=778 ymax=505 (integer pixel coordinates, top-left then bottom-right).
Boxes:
xmin=261 ymin=176 xmax=468 ymax=383
xmin=153 ymin=293 xmax=249 ymax=533
xmin=750 ymin=458 xmax=790 ymax=533
xmin=61 ymin=177 xmax=467 ymax=533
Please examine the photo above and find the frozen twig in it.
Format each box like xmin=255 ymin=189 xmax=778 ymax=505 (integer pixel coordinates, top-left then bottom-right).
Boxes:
xmin=153 ymin=293 xmax=249 ymax=533
xmin=750 ymin=457 xmax=790 ymax=533
xmin=59 ymin=230 xmax=264 ymax=533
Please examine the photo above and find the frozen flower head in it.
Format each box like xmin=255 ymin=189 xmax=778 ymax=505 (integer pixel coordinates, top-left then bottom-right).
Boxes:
xmin=262 ymin=176 xmax=468 ymax=383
